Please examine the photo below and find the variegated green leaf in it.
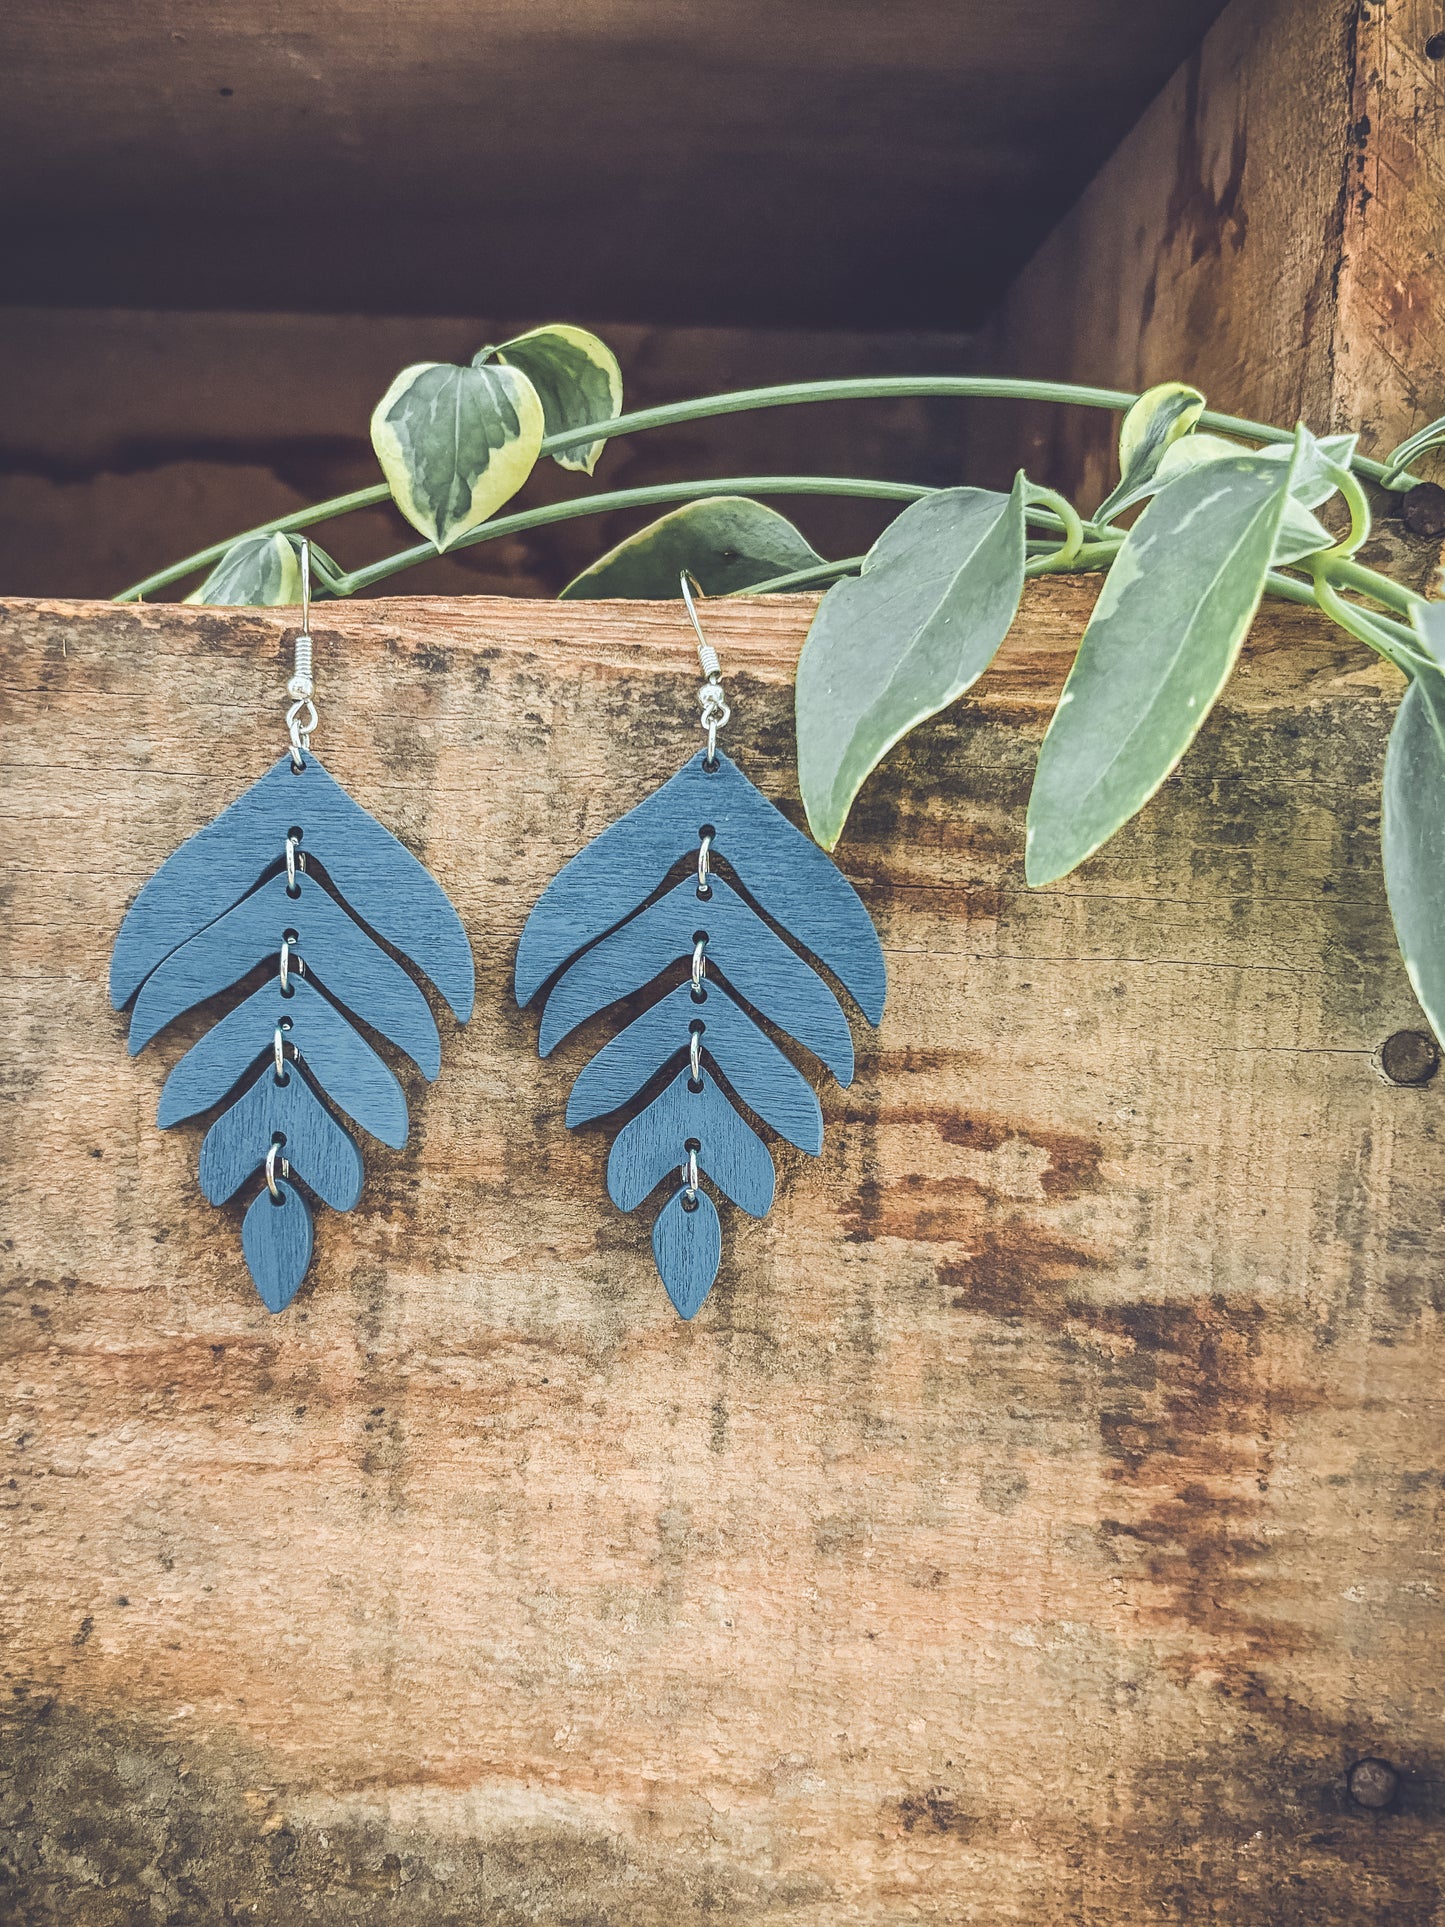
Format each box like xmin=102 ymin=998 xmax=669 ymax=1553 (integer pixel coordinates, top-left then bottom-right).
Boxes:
xmin=370 ymin=360 xmax=544 ymax=551
xmin=1382 ymin=609 xmax=1445 ymax=1042
xmin=796 ymin=477 xmax=1028 ymax=850
xmin=186 ymin=533 xmax=342 ymax=607
xmin=1108 ymin=426 xmax=1354 ymax=563
xmin=560 ymin=497 xmax=824 ymax=600
xmin=487 ymin=324 xmax=623 ymax=476
xmin=1026 ymin=434 xmax=1304 ymax=886
xmin=1095 ymin=381 xmax=1206 ymax=524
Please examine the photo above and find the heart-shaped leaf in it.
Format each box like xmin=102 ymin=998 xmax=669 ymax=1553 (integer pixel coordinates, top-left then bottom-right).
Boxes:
xmin=1025 ymin=434 xmax=1303 ymax=886
xmin=187 ymin=533 xmax=342 ymax=607
xmin=795 ymin=477 xmax=1028 ymax=850
xmin=1382 ymin=615 xmax=1445 ymax=1042
xmin=1095 ymin=381 xmax=1206 ymax=524
xmin=370 ymin=359 xmax=544 ymax=551
xmin=559 ymin=497 xmax=824 ymax=600
xmin=486 ymin=324 xmax=623 ymax=476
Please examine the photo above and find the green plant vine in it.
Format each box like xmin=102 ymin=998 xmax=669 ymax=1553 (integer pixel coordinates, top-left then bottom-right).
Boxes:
xmin=114 ymin=326 xmax=1445 ymax=1042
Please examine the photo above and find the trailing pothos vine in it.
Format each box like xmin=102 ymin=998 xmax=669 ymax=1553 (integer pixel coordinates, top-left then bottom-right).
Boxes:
xmin=115 ymin=324 xmax=1445 ymax=1041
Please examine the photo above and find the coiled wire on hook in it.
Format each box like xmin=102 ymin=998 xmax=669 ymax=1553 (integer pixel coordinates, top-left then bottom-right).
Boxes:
xmin=680 ymin=572 xmax=730 ymax=765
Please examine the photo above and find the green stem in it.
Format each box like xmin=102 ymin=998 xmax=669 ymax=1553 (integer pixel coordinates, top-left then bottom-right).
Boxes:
xmin=734 ymin=557 xmax=864 ymax=596
xmin=1326 ymin=556 xmax=1427 ymax=620
xmin=1023 ymin=483 xmax=1086 ymax=568
xmin=117 ymin=486 xmax=392 ymax=603
xmin=1316 ymin=463 xmax=1374 ymax=562
xmin=1308 ymin=566 xmax=1431 ymax=676
xmin=115 ymin=374 xmax=1422 ymax=602
xmin=1027 ymin=538 xmax=1121 ymax=576
xmin=333 ymin=477 xmax=932 ymax=597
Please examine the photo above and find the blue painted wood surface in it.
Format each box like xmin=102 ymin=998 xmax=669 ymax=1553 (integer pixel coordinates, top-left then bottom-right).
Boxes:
xmin=651 ymin=1184 xmax=722 ymax=1320
xmin=128 ymin=871 xmax=441 ymax=1078
xmin=565 ymin=978 xmax=823 ymax=1153
xmin=157 ymin=975 xmax=409 ymax=1148
xmin=607 ymin=1067 xmax=775 ymax=1217
xmin=514 ymin=750 xmax=885 ymax=1023
xmin=241 ymin=1181 xmax=314 ymax=1313
xmin=198 ymin=1064 xmax=364 ymax=1210
xmin=111 ymin=753 xmax=474 ymax=1021
xmin=539 ymin=873 xmax=853 ymax=1082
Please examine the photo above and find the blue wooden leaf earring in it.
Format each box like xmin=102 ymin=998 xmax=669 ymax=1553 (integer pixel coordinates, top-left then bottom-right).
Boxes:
xmin=516 ymin=574 xmax=886 ymax=1319
xmin=110 ymin=541 xmax=474 ymax=1312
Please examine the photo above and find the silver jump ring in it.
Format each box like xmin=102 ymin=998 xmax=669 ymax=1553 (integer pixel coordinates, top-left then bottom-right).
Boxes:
xmin=689 ymin=1027 xmax=703 ymax=1083
xmin=684 ymin=1146 xmax=700 ymax=1201
xmin=697 ymin=831 xmax=713 ymax=896
xmin=279 ymin=936 xmax=301 ymax=993
xmin=265 ymin=1140 xmax=291 ymax=1200
xmin=274 ymin=1024 xmax=287 ymax=1082
xmin=287 ymin=696 xmax=318 ymax=770
xmin=285 ymin=833 xmax=304 ymax=893
xmin=691 ymin=935 xmax=707 ymax=994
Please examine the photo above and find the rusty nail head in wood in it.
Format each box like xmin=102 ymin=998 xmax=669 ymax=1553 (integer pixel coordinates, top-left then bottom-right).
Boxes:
xmin=1379 ymin=1030 xmax=1440 ymax=1086
xmin=1347 ymin=1758 xmax=1399 ymax=1809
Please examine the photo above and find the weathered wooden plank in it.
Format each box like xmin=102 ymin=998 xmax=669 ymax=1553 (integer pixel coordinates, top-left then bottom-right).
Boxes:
xmin=973 ymin=0 xmax=1445 ymax=515
xmin=2 ymin=588 xmax=1443 ymax=1923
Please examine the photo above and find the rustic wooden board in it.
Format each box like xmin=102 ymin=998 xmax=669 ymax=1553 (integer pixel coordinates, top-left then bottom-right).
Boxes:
xmin=2 ymin=588 xmax=1443 ymax=1923
xmin=972 ymin=0 xmax=1445 ymax=513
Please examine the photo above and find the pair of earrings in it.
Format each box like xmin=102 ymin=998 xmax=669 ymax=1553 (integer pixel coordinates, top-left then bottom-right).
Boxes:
xmin=110 ymin=553 xmax=886 ymax=1321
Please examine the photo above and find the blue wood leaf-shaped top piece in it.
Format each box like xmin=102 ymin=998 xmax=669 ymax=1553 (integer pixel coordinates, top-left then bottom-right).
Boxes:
xmin=127 ymin=870 xmax=442 ymax=1077
xmin=111 ymin=754 xmax=474 ymax=1022
xmin=566 ymin=978 xmax=823 ymax=1153
xmin=607 ymin=1067 xmax=775 ymax=1217
xmin=514 ymin=750 xmax=885 ymax=1023
xmin=538 ymin=872 xmax=854 ymax=1082
xmin=157 ymin=975 xmax=409 ymax=1148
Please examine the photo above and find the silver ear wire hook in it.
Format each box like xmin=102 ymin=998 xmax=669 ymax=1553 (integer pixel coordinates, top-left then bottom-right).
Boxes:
xmin=680 ymin=571 xmax=730 ymax=765
xmin=286 ymin=537 xmax=318 ymax=769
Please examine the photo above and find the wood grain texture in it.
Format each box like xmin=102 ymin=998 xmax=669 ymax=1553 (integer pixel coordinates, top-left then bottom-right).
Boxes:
xmin=2 ymin=588 xmax=1444 ymax=1923
xmin=972 ymin=0 xmax=1445 ymax=517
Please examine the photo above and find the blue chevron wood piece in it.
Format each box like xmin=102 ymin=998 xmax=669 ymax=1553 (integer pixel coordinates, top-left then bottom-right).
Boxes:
xmin=514 ymin=750 xmax=885 ymax=1023
xmin=538 ymin=872 xmax=853 ymax=1082
xmin=651 ymin=1184 xmax=722 ymax=1320
xmin=111 ymin=753 xmax=474 ymax=1021
xmin=157 ymin=975 xmax=409 ymax=1147
xmin=127 ymin=869 xmax=442 ymax=1077
xmin=607 ymin=1067 xmax=775 ymax=1217
xmin=241 ymin=1181 xmax=314 ymax=1313
xmin=198 ymin=1065 xmax=364 ymax=1210
xmin=566 ymin=978 xmax=823 ymax=1153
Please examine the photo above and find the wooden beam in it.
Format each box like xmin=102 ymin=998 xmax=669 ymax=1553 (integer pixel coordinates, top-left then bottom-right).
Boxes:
xmin=3 ymin=589 xmax=1443 ymax=1919
xmin=0 ymin=3 xmax=1228 ymax=325
xmin=973 ymin=0 xmax=1445 ymax=509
